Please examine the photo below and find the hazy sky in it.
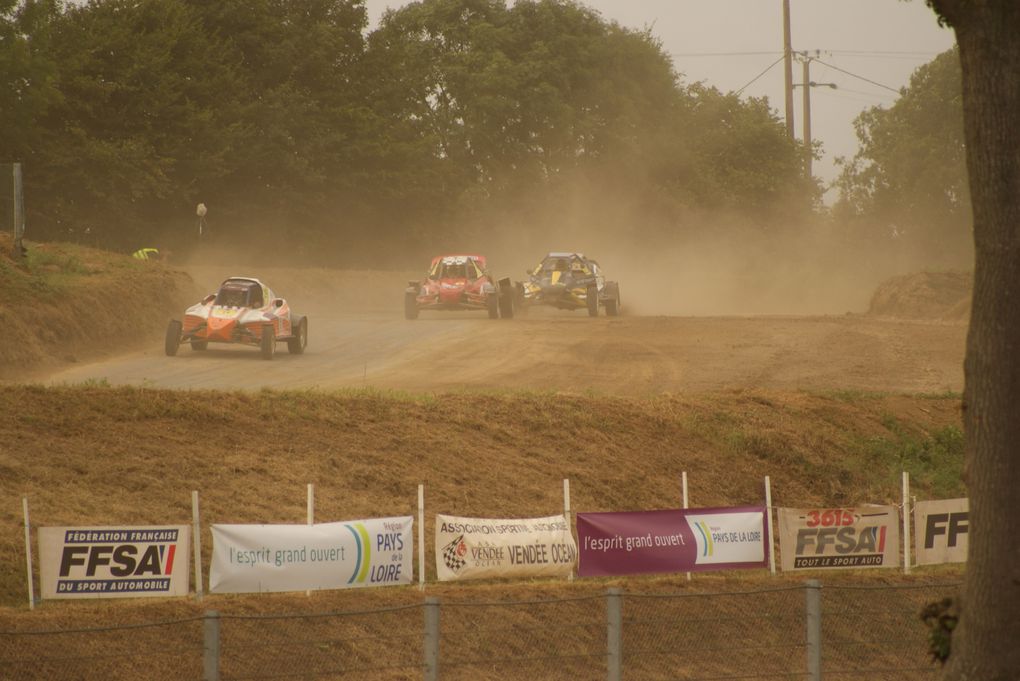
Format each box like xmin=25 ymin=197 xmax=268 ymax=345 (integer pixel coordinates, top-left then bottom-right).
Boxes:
xmin=364 ymin=0 xmax=956 ymax=198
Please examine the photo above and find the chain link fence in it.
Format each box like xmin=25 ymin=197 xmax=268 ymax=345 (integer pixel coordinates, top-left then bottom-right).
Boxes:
xmin=0 ymin=581 xmax=957 ymax=681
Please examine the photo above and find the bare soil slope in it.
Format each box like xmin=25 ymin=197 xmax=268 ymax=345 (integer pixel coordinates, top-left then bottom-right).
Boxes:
xmin=868 ymin=270 xmax=972 ymax=321
xmin=0 ymin=247 xmax=966 ymax=680
xmin=0 ymin=236 xmax=198 ymax=378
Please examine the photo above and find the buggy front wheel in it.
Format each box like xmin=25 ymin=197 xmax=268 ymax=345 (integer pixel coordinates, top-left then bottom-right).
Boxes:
xmin=260 ymin=325 xmax=276 ymax=360
xmin=165 ymin=320 xmax=182 ymax=356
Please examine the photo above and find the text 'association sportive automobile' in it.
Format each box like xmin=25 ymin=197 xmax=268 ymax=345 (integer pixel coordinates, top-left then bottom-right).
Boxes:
xmin=515 ymin=252 xmax=621 ymax=317
xmin=405 ymin=254 xmax=514 ymax=319
xmin=165 ymin=277 xmax=308 ymax=360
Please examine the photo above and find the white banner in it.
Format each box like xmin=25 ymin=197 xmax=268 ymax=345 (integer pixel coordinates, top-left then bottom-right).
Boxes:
xmin=38 ymin=526 xmax=191 ymax=599
xmin=778 ymin=506 xmax=900 ymax=571
xmin=685 ymin=510 xmax=768 ymax=567
xmin=436 ymin=514 xmax=576 ymax=582
xmin=210 ymin=517 xmax=413 ymax=594
xmin=914 ymin=498 xmax=968 ymax=565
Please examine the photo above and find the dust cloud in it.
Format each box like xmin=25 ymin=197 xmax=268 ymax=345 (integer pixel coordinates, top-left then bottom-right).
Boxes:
xmin=166 ymin=184 xmax=970 ymax=319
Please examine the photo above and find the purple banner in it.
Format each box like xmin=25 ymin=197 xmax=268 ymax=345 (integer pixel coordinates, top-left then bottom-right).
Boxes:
xmin=577 ymin=506 xmax=768 ymax=577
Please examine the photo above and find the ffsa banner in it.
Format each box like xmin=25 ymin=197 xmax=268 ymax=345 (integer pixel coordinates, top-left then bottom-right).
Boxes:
xmin=210 ymin=517 xmax=413 ymax=594
xmin=914 ymin=498 xmax=968 ymax=565
xmin=576 ymin=507 xmax=767 ymax=577
xmin=38 ymin=526 xmax=191 ymax=599
xmin=778 ymin=506 xmax=899 ymax=571
xmin=435 ymin=514 xmax=576 ymax=582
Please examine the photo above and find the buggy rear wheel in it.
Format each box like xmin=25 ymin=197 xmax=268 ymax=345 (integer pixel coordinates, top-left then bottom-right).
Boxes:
xmin=514 ymin=283 xmax=528 ymax=316
xmin=499 ymin=289 xmax=514 ymax=319
xmin=165 ymin=320 xmax=182 ymax=356
xmin=605 ymin=282 xmax=621 ymax=317
xmin=586 ymin=286 xmax=599 ymax=317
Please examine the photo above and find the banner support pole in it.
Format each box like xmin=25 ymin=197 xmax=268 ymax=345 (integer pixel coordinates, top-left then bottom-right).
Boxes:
xmin=902 ymin=471 xmax=911 ymax=574
xmin=23 ymin=497 xmax=34 ymax=610
xmin=765 ymin=476 xmax=776 ymax=576
xmin=682 ymin=471 xmax=691 ymax=581
xmin=306 ymin=484 xmax=315 ymax=596
xmin=418 ymin=484 xmax=426 ymax=590
xmin=563 ymin=478 xmax=573 ymax=582
xmin=192 ymin=490 xmax=204 ymax=599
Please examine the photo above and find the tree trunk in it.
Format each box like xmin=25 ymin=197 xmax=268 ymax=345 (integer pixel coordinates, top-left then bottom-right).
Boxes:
xmin=927 ymin=2 xmax=1020 ymax=679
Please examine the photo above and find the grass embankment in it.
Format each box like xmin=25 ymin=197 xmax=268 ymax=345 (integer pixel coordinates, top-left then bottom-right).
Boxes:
xmin=0 ymin=240 xmax=965 ymax=675
xmin=0 ymin=385 xmax=964 ymax=615
xmin=0 ymin=235 xmax=196 ymax=377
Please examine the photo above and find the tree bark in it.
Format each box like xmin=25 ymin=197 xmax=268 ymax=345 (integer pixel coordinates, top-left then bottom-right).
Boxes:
xmin=926 ymin=2 xmax=1020 ymax=679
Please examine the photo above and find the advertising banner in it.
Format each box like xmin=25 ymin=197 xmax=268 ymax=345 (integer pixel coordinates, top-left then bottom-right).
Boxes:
xmin=576 ymin=506 xmax=768 ymax=577
xmin=435 ymin=514 xmax=576 ymax=582
xmin=210 ymin=517 xmax=413 ymax=594
xmin=914 ymin=498 xmax=968 ymax=565
xmin=38 ymin=526 xmax=190 ymax=599
xmin=778 ymin=506 xmax=899 ymax=571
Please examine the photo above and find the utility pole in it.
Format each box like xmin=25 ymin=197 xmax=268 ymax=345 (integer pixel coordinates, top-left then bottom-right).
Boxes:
xmin=802 ymin=56 xmax=812 ymax=177
xmin=782 ymin=0 xmax=794 ymax=138
xmin=794 ymin=53 xmax=837 ymax=180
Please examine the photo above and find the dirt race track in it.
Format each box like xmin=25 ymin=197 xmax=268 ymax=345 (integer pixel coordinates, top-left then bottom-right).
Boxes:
xmin=35 ymin=266 xmax=967 ymax=395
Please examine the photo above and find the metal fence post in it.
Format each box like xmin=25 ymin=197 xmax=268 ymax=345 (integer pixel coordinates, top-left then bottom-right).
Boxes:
xmin=424 ymin=597 xmax=440 ymax=681
xmin=204 ymin=610 xmax=220 ymax=681
xmin=606 ymin=587 xmax=622 ymax=681
xmin=805 ymin=580 xmax=821 ymax=681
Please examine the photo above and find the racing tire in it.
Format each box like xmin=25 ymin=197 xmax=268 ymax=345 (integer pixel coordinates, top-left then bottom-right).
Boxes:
xmin=487 ymin=295 xmax=499 ymax=319
xmin=499 ymin=289 xmax=514 ymax=319
xmin=586 ymin=285 xmax=599 ymax=317
xmin=190 ymin=341 xmax=208 ymax=351
xmin=605 ymin=282 xmax=620 ymax=317
xmin=404 ymin=291 xmax=419 ymax=320
xmin=260 ymin=325 xmax=276 ymax=360
xmin=164 ymin=320 xmax=182 ymax=357
xmin=514 ymin=283 xmax=528 ymax=316
xmin=288 ymin=317 xmax=308 ymax=355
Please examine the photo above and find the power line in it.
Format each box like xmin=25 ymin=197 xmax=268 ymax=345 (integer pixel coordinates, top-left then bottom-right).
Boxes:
xmin=826 ymin=86 xmax=896 ymax=99
xmin=670 ymin=49 xmax=941 ymax=59
xmin=810 ymin=57 xmax=900 ymax=94
xmin=671 ymin=51 xmax=782 ymax=57
xmin=826 ymin=49 xmax=944 ymax=58
xmin=735 ymin=55 xmax=786 ymax=95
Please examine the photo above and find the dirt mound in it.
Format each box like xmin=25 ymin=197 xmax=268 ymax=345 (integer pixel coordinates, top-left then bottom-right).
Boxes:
xmin=867 ymin=271 xmax=972 ymax=321
xmin=0 ymin=237 xmax=199 ymax=378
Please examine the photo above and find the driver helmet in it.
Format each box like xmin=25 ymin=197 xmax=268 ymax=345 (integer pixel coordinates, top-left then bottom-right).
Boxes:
xmin=570 ymin=260 xmax=583 ymax=272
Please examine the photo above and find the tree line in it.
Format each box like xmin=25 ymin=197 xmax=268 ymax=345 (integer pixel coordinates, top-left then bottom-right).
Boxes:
xmin=1 ymin=0 xmax=966 ymax=268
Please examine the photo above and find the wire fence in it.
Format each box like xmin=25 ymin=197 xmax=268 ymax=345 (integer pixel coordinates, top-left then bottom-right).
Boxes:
xmin=0 ymin=581 xmax=957 ymax=681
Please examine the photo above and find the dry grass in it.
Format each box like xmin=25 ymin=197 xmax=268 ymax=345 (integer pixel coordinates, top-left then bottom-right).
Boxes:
xmin=0 ymin=239 xmax=965 ymax=679
xmin=0 ymin=385 xmax=963 ymax=609
xmin=0 ymin=235 xmax=198 ymax=376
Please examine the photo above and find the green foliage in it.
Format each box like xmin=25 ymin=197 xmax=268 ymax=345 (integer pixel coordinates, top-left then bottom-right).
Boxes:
xmin=0 ymin=0 xmax=63 ymax=164
xmin=26 ymin=248 xmax=87 ymax=276
xmin=853 ymin=419 xmax=964 ymax=499
xmin=7 ymin=0 xmax=812 ymax=260
xmin=920 ymin=597 xmax=958 ymax=665
xmin=833 ymin=48 xmax=969 ymax=265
